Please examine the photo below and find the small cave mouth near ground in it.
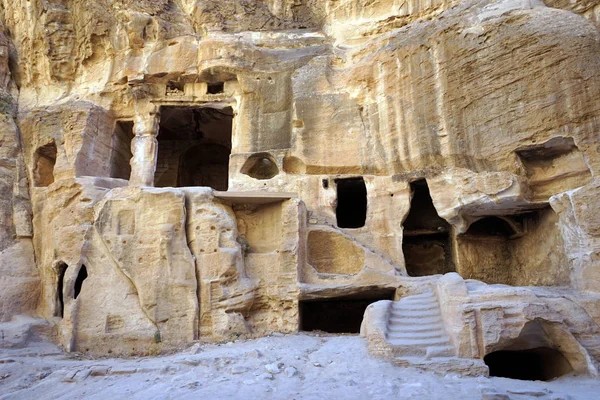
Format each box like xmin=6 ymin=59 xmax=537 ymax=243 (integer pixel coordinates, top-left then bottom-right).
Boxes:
xmin=484 ymin=347 xmax=573 ymax=381
xmin=402 ymin=179 xmax=454 ymax=277
xmin=299 ymin=290 xmax=394 ymax=334
xmin=155 ymin=106 xmax=233 ymax=190
xmin=74 ymin=265 xmax=88 ymax=300
xmin=335 ymin=177 xmax=367 ymax=229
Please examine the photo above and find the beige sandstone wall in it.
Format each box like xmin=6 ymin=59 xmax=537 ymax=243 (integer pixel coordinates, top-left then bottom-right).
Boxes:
xmin=0 ymin=0 xmax=599 ymax=361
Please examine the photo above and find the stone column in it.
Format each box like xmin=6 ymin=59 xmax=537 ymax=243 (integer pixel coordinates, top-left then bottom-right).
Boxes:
xmin=129 ymin=103 xmax=160 ymax=187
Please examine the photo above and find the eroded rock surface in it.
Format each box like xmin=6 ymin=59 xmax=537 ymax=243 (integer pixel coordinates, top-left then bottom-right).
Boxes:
xmin=0 ymin=0 xmax=599 ymax=381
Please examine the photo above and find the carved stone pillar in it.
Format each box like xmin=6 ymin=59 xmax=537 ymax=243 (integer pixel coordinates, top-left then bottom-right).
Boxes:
xmin=129 ymin=104 xmax=160 ymax=187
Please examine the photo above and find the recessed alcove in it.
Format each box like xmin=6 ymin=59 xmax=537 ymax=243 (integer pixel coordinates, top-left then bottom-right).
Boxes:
xmin=335 ymin=177 xmax=367 ymax=229
xmin=455 ymin=207 xmax=568 ymax=286
xmin=56 ymin=262 xmax=68 ymax=318
xmin=33 ymin=141 xmax=57 ymax=187
xmin=154 ymin=106 xmax=233 ymax=190
xmin=207 ymin=82 xmax=224 ymax=94
xmin=308 ymin=230 xmax=364 ymax=275
xmin=74 ymin=265 xmax=88 ymax=300
xmin=484 ymin=321 xmax=574 ymax=381
xmin=484 ymin=347 xmax=572 ymax=381
xmin=300 ymin=290 xmax=395 ymax=333
xmin=110 ymin=121 xmax=134 ymax=180
xmin=240 ymin=153 xmax=279 ymax=180
xmin=516 ymin=137 xmax=592 ymax=199
xmin=402 ymin=179 xmax=455 ymax=277
xmin=463 ymin=216 xmax=522 ymax=240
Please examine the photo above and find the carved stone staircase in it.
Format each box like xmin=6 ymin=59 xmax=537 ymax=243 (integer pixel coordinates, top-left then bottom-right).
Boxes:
xmin=386 ymin=289 xmax=455 ymax=358
xmin=362 ymin=287 xmax=488 ymax=376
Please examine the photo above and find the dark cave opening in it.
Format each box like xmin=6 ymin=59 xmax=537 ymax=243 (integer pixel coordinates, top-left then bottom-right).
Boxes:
xmin=207 ymin=82 xmax=225 ymax=94
xmin=335 ymin=177 xmax=367 ymax=229
xmin=300 ymin=291 xmax=394 ymax=334
xmin=484 ymin=347 xmax=573 ymax=381
xmin=74 ymin=265 xmax=88 ymax=300
xmin=155 ymin=106 xmax=233 ymax=190
xmin=56 ymin=262 xmax=68 ymax=318
xmin=402 ymin=179 xmax=454 ymax=276
xmin=110 ymin=120 xmax=134 ymax=180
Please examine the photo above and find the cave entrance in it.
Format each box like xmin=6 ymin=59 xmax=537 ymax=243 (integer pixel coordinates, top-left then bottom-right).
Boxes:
xmin=74 ymin=265 xmax=88 ymax=300
xmin=484 ymin=347 xmax=573 ymax=381
xmin=484 ymin=321 xmax=576 ymax=381
xmin=33 ymin=141 xmax=57 ymax=187
xmin=155 ymin=106 xmax=233 ymax=190
xmin=110 ymin=121 xmax=134 ymax=180
xmin=56 ymin=262 xmax=68 ymax=318
xmin=335 ymin=177 xmax=367 ymax=229
xmin=299 ymin=290 xmax=394 ymax=334
xmin=402 ymin=179 xmax=454 ymax=276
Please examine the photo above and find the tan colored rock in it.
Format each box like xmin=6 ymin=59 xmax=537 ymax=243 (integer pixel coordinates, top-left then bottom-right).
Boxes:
xmin=0 ymin=0 xmax=599 ymax=381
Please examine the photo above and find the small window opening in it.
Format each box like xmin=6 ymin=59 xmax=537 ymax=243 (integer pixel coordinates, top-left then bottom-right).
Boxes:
xmin=207 ymin=82 xmax=224 ymax=94
xmin=56 ymin=262 xmax=68 ymax=318
xmin=322 ymin=179 xmax=329 ymax=189
xmin=402 ymin=179 xmax=454 ymax=276
xmin=110 ymin=121 xmax=134 ymax=180
xmin=33 ymin=141 xmax=57 ymax=187
xmin=300 ymin=290 xmax=394 ymax=333
xmin=74 ymin=265 xmax=88 ymax=300
xmin=484 ymin=347 xmax=573 ymax=381
xmin=336 ymin=177 xmax=367 ymax=228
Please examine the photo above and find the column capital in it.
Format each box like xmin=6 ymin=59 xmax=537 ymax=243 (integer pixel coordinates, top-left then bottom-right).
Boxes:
xmin=133 ymin=107 xmax=160 ymax=137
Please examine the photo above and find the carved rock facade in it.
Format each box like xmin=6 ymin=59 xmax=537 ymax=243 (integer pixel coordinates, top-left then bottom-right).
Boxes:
xmin=1 ymin=0 xmax=600 ymax=378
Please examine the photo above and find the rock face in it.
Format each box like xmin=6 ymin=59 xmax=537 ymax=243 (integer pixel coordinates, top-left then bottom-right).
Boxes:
xmin=0 ymin=0 xmax=600 ymax=379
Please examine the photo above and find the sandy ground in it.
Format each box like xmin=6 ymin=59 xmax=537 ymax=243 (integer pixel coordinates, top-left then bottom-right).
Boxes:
xmin=1 ymin=333 xmax=599 ymax=400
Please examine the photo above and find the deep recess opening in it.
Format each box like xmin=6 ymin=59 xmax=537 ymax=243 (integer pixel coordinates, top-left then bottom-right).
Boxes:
xmin=33 ymin=141 xmax=57 ymax=187
xmin=155 ymin=106 xmax=233 ymax=190
xmin=74 ymin=265 xmax=88 ymax=300
xmin=56 ymin=262 xmax=68 ymax=318
xmin=465 ymin=217 xmax=516 ymax=238
xmin=110 ymin=121 xmax=134 ymax=180
xmin=484 ymin=347 xmax=573 ymax=381
xmin=402 ymin=179 xmax=455 ymax=277
xmin=300 ymin=290 xmax=394 ymax=334
xmin=335 ymin=177 xmax=367 ymax=228
xmin=207 ymin=82 xmax=224 ymax=94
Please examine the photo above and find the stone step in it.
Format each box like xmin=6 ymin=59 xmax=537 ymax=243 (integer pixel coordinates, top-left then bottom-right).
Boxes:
xmin=388 ymin=337 xmax=452 ymax=347
xmin=389 ymin=308 xmax=442 ymax=318
xmin=391 ymin=302 xmax=439 ymax=311
xmin=389 ymin=315 xmax=443 ymax=325
xmin=387 ymin=322 xmax=445 ymax=333
xmin=425 ymin=345 xmax=456 ymax=358
xmin=387 ymin=331 xmax=447 ymax=340
xmin=398 ymin=293 xmax=436 ymax=302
